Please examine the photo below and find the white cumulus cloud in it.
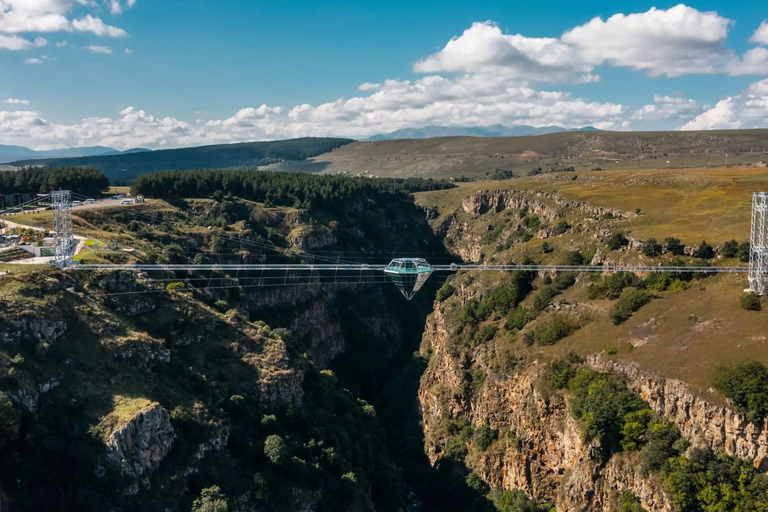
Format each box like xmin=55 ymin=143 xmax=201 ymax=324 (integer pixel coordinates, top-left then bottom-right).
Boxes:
xmin=109 ymin=0 xmax=136 ymax=14
xmin=72 ymin=15 xmax=126 ymax=37
xmin=633 ymin=95 xmax=705 ymax=121
xmin=0 ymin=72 xmax=630 ymax=150
xmin=0 ymin=0 xmax=128 ymax=51
xmin=561 ymin=4 xmax=732 ymax=77
xmin=415 ymin=5 xmax=768 ymax=79
xmin=24 ymin=57 xmax=43 ymax=64
xmin=0 ymin=34 xmax=46 ymax=50
xmin=85 ymin=45 xmax=112 ymax=54
xmin=3 ymin=98 xmax=30 ymax=104
xmin=751 ymin=20 xmax=768 ymax=45
xmin=682 ymin=79 xmax=768 ymax=130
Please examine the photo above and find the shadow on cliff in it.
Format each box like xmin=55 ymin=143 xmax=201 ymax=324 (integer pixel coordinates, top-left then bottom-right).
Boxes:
xmin=330 ymin=281 xmax=497 ymax=512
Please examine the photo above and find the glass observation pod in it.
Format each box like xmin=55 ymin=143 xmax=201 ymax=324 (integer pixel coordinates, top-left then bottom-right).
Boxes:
xmin=384 ymin=258 xmax=434 ymax=300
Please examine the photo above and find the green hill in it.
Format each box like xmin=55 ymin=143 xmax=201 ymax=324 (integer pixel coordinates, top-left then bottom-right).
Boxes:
xmin=12 ymin=137 xmax=355 ymax=185
xmin=267 ymin=129 xmax=768 ymax=178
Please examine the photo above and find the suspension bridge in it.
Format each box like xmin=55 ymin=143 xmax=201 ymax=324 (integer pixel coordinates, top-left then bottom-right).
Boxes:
xmin=1 ymin=189 xmax=766 ymax=300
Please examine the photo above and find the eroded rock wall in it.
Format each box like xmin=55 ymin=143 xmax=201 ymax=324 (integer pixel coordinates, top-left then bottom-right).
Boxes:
xmin=419 ymin=304 xmax=672 ymax=511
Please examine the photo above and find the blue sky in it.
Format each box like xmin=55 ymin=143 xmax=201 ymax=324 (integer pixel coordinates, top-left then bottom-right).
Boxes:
xmin=2 ymin=0 xmax=768 ymax=149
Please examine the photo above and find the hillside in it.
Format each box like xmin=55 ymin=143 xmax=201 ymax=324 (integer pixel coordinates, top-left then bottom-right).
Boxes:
xmin=365 ymin=125 xmax=599 ymax=141
xmin=268 ymin=129 xmax=768 ymax=178
xmin=11 ymin=138 xmax=355 ymax=185
xmin=0 ymin=175 xmax=450 ymax=511
xmin=6 ymin=167 xmax=768 ymax=511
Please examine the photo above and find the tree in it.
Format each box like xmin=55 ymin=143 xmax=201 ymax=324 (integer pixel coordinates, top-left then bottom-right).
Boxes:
xmin=192 ymin=486 xmax=229 ymax=512
xmin=609 ymin=288 xmax=652 ymax=325
xmin=693 ymin=240 xmax=714 ymax=259
xmin=665 ymin=237 xmax=685 ymax=256
xmin=738 ymin=242 xmax=751 ymax=262
xmin=713 ymin=361 xmax=768 ymax=422
xmin=722 ymin=240 xmax=740 ymax=258
xmin=474 ymin=425 xmax=497 ymax=451
xmin=264 ymin=434 xmax=288 ymax=464
xmin=642 ymin=238 xmax=662 ymax=257
xmin=607 ymin=232 xmax=629 ymax=250
xmin=618 ymin=491 xmax=644 ymax=512
xmin=553 ymin=221 xmax=570 ymax=235
xmin=563 ymin=251 xmax=585 ymax=266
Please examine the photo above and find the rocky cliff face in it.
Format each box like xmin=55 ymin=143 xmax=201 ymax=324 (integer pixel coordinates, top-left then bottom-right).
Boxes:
xmin=461 ymin=189 xmax=633 ymax=221
xmin=419 ymin=304 xmax=672 ymax=511
xmin=587 ymin=355 xmax=768 ymax=471
xmin=105 ymin=403 xmax=175 ymax=481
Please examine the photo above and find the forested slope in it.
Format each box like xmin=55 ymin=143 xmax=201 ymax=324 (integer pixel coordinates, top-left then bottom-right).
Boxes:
xmin=12 ymin=138 xmax=355 ymax=185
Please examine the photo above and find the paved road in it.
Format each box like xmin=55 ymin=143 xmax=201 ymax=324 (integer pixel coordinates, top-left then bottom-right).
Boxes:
xmin=0 ymin=196 xmax=134 ymax=217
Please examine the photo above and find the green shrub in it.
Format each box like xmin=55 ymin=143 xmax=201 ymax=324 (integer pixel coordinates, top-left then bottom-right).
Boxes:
xmin=548 ymin=359 xmax=576 ymax=390
xmin=504 ymin=307 xmax=531 ymax=332
xmin=607 ymin=232 xmax=629 ymax=250
xmin=166 ymin=281 xmax=185 ymax=292
xmin=436 ymin=282 xmax=456 ymax=301
xmin=568 ymin=369 xmax=649 ymax=450
xmin=741 ymin=292 xmax=761 ymax=311
xmin=474 ymin=425 xmax=497 ymax=452
xmin=533 ymin=287 xmax=558 ymax=312
xmin=471 ymin=370 xmax=486 ymax=395
xmin=442 ymin=437 xmax=468 ymax=461
xmin=541 ymin=241 xmax=554 ymax=254
xmin=473 ymin=324 xmax=498 ymax=345
xmin=523 ymin=215 xmax=541 ymax=232
xmin=264 ymin=434 xmax=288 ymax=464
xmin=620 ymin=409 xmax=654 ymax=451
xmin=713 ymin=361 xmax=768 ymax=422
xmin=667 ymin=279 xmax=687 ymax=293
xmin=618 ymin=491 xmax=644 ymax=512
xmin=192 ymin=486 xmax=229 ymax=512
xmin=533 ymin=273 xmax=576 ymax=311
xmin=465 ymin=472 xmax=487 ymax=492
xmin=609 ymin=288 xmax=652 ymax=325
xmin=588 ymin=273 xmax=644 ymax=299
xmin=664 ymin=449 xmax=768 ymax=511
xmin=553 ymin=220 xmax=570 ymax=235
xmin=489 ymin=489 xmax=554 ymax=512
xmin=535 ymin=316 xmax=577 ymax=346
xmin=563 ymin=251 xmax=585 ymax=266
xmin=643 ymin=273 xmax=673 ymax=292
xmin=213 ymin=299 xmax=229 ymax=311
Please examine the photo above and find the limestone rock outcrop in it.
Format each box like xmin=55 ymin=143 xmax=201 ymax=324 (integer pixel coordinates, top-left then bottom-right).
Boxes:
xmin=105 ymin=403 xmax=175 ymax=480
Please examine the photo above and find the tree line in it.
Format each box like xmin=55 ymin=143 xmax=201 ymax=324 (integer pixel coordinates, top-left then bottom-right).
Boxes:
xmin=0 ymin=166 xmax=110 ymax=197
xmin=131 ymin=169 xmax=455 ymax=214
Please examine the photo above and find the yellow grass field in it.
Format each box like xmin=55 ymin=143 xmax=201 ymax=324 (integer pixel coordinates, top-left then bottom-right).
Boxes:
xmin=416 ymin=166 xmax=768 ymax=245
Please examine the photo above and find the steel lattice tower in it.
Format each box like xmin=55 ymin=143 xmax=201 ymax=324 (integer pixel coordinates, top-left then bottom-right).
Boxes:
xmin=51 ymin=190 xmax=75 ymax=268
xmin=749 ymin=192 xmax=768 ymax=294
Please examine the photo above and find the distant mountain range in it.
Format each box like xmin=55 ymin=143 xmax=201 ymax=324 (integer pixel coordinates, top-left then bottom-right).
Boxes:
xmin=365 ymin=124 xmax=600 ymax=141
xmin=0 ymin=145 xmax=150 ymax=164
